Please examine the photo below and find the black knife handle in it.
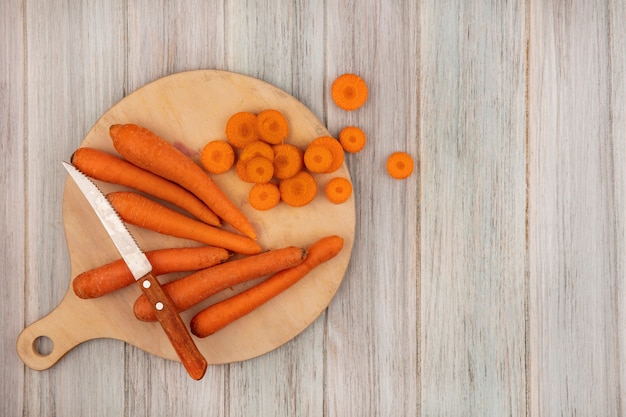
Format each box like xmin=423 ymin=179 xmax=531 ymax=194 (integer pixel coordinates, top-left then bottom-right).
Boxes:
xmin=138 ymin=273 xmax=208 ymax=380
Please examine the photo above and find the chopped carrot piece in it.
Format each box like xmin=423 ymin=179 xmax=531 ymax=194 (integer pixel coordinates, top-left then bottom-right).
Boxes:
xmin=225 ymin=112 xmax=259 ymax=148
xmin=256 ymin=109 xmax=289 ymax=144
xmin=304 ymin=145 xmax=333 ymax=173
xmin=279 ymin=171 xmax=317 ymax=207
xmin=235 ymin=159 xmax=252 ymax=183
xmin=248 ymin=183 xmax=281 ymax=211
xmin=325 ymin=177 xmax=352 ymax=204
xmin=273 ymin=143 xmax=303 ymax=180
xmin=245 ymin=156 xmax=274 ymax=184
xmin=386 ymin=151 xmax=414 ymax=179
xmin=310 ymin=136 xmax=344 ymax=173
xmin=331 ymin=74 xmax=368 ymax=111
xmin=240 ymin=140 xmax=275 ymax=162
xmin=338 ymin=126 xmax=366 ymax=153
xmin=200 ymin=140 xmax=235 ymax=174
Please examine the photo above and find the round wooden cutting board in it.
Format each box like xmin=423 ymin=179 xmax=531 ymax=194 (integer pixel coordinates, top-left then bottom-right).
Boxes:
xmin=17 ymin=70 xmax=355 ymax=371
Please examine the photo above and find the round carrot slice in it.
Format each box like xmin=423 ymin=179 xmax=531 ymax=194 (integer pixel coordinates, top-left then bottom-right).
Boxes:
xmin=325 ymin=177 xmax=352 ymax=204
xmin=235 ymin=159 xmax=253 ymax=183
xmin=310 ymin=136 xmax=344 ymax=173
xmin=331 ymin=74 xmax=368 ymax=111
xmin=248 ymin=183 xmax=281 ymax=211
xmin=304 ymin=145 xmax=333 ymax=173
xmin=245 ymin=156 xmax=274 ymax=184
xmin=256 ymin=109 xmax=289 ymax=144
xmin=386 ymin=151 xmax=414 ymax=179
xmin=240 ymin=140 xmax=275 ymax=162
xmin=200 ymin=140 xmax=235 ymax=174
xmin=338 ymin=126 xmax=366 ymax=153
xmin=273 ymin=143 xmax=303 ymax=180
xmin=225 ymin=112 xmax=259 ymax=148
xmin=279 ymin=171 xmax=317 ymax=207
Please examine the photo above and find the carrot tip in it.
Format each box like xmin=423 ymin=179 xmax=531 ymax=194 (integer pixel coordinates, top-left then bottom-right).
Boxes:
xmin=109 ymin=124 xmax=122 ymax=139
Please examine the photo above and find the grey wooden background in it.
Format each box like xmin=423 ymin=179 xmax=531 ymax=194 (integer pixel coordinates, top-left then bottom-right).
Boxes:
xmin=2 ymin=0 xmax=624 ymax=416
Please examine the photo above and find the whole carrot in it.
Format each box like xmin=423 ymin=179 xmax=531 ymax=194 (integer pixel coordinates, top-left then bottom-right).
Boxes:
xmin=109 ymin=123 xmax=257 ymax=239
xmin=107 ymin=191 xmax=262 ymax=255
xmin=73 ymin=246 xmax=231 ymax=299
xmin=72 ymin=147 xmax=220 ymax=226
xmin=189 ymin=235 xmax=344 ymax=338
xmin=134 ymin=246 xmax=307 ymax=322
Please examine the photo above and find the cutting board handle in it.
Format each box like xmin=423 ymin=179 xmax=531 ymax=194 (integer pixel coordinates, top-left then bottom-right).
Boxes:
xmin=16 ymin=299 xmax=94 ymax=371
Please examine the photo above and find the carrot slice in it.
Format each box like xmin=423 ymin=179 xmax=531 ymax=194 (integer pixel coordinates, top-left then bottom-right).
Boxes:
xmin=304 ymin=145 xmax=333 ymax=173
xmin=273 ymin=143 xmax=303 ymax=180
xmin=386 ymin=151 xmax=414 ymax=179
xmin=245 ymin=156 xmax=274 ymax=184
xmin=256 ymin=109 xmax=289 ymax=144
xmin=225 ymin=112 xmax=259 ymax=148
xmin=240 ymin=140 xmax=275 ymax=163
xmin=200 ymin=140 xmax=235 ymax=174
xmin=338 ymin=126 xmax=366 ymax=153
xmin=331 ymin=74 xmax=368 ymax=111
xmin=248 ymin=183 xmax=281 ymax=211
xmin=279 ymin=171 xmax=317 ymax=207
xmin=325 ymin=177 xmax=352 ymax=204
xmin=309 ymin=136 xmax=344 ymax=173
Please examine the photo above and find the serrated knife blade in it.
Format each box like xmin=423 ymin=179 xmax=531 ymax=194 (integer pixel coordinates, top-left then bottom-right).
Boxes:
xmin=62 ymin=161 xmax=207 ymax=380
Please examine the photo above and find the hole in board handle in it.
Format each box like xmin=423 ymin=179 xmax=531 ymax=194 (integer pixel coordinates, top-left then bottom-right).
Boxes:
xmin=33 ymin=335 xmax=54 ymax=357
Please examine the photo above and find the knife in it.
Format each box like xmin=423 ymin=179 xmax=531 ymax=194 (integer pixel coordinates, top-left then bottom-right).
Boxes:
xmin=62 ymin=161 xmax=208 ymax=380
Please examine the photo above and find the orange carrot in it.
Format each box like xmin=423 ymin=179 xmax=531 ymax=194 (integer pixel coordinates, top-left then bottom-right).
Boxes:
xmin=256 ymin=109 xmax=289 ymax=144
xmin=235 ymin=159 xmax=253 ymax=183
xmin=272 ymin=143 xmax=303 ymax=180
xmin=133 ymin=246 xmax=307 ymax=321
xmin=190 ymin=235 xmax=344 ymax=337
xmin=72 ymin=147 xmax=220 ymax=226
xmin=310 ymin=136 xmax=344 ymax=173
xmin=303 ymin=145 xmax=333 ymax=173
xmin=331 ymin=73 xmax=368 ymax=111
xmin=73 ymin=246 xmax=231 ymax=299
xmin=109 ymin=124 xmax=256 ymax=239
xmin=248 ymin=183 xmax=281 ymax=211
xmin=386 ymin=151 xmax=414 ymax=179
xmin=107 ymin=191 xmax=262 ymax=255
xmin=338 ymin=126 xmax=366 ymax=153
xmin=279 ymin=171 xmax=317 ymax=207
xmin=225 ymin=112 xmax=259 ymax=148
xmin=244 ymin=156 xmax=274 ymax=184
xmin=325 ymin=177 xmax=352 ymax=204
xmin=239 ymin=140 xmax=275 ymax=162
xmin=200 ymin=140 xmax=235 ymax=174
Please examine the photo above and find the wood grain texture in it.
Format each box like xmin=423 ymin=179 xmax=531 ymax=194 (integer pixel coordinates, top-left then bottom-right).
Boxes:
xmin=125 ymin=2 xmax=229 ymax=416
xmin=325 ymin=1 xmax=419 ymax=416
xmin=529 ymin=0 xmax=626 ymax=415
xmin=4 ymin=0 xmax=626 ymax=415
xmin=225 ymin=2 xmax=326 ymax=416
xmin=1 ymin=1 xmax=25 ymax=417
xmin=420 ymin=0 xmax=527 ymax=415
xmin=610 ymin=0 xmax=626 ymax=412
xmin=22 ymin=1 xmax=127 ymax=416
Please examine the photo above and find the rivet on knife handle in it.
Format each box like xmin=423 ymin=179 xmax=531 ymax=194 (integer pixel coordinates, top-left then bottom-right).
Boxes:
xmin=139 ymin=273 xmax=207 ymax=380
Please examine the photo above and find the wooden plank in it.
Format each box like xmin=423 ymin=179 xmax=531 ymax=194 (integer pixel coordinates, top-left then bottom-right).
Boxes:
xmin=22 ymin=1 xmax=126 ymax=416
xmin=224 ymin=1 xmax=326 ymax=416
xmin=609 ymin=0 xmax=626 ymax=409
xmin=324 ymin=0 xmax=419 ymax=416
xmin=124 ymin=1 xmax=229 ymax=416
xmin=420 ymin=1 xmax=527 ymax=415
xmin=528 ymin=0 xmax=623 ymax=414
xmin=1 ymin=1 xmax=25 ymax=416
